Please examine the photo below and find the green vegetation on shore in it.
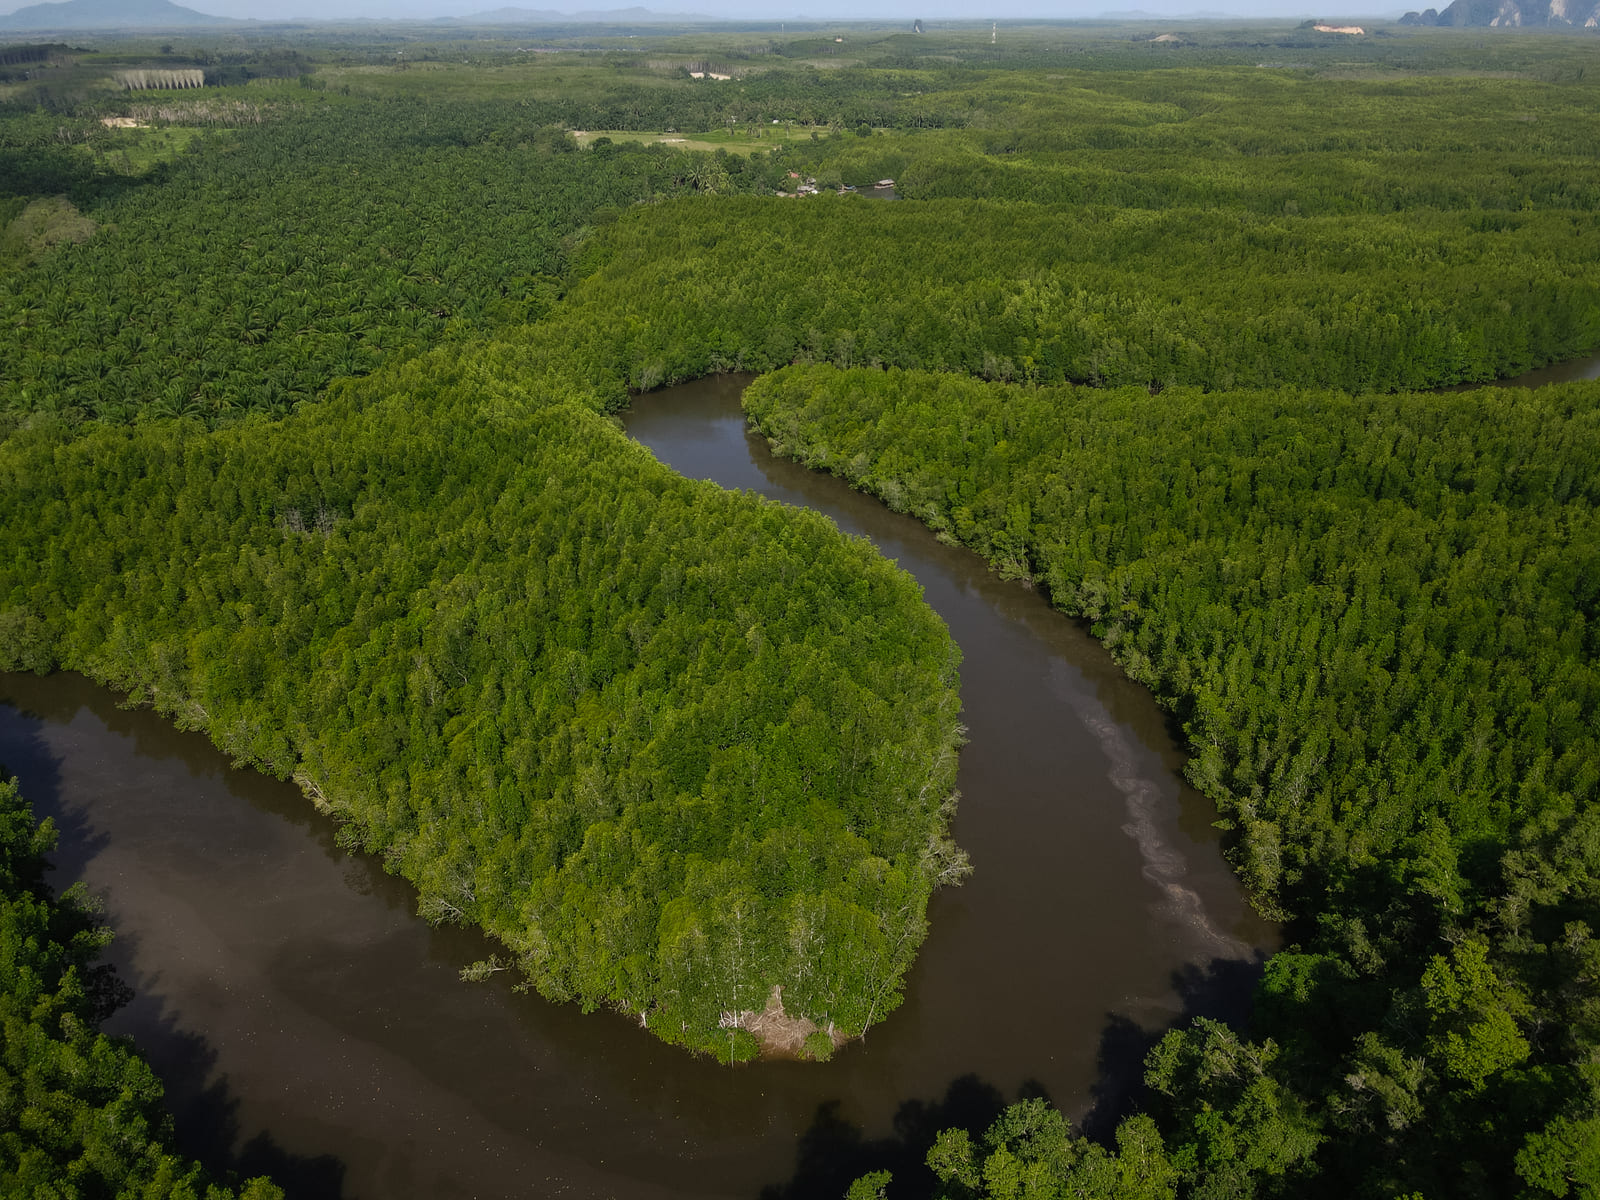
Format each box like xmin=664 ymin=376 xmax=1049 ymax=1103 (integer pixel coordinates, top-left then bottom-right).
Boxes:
xmin=524 ymin=194 xmax=1600 ymax=396
xmin=747 ymin=363 xmax=1600 ymax=1196
xmin=3 ymin=19 xmax=1600 ymax=1199
xmin=0 ymin=355 xmax=963 ymax=1059
xmin=0 ymin=773 xmax=282 ymax=1199
xmin=0 ymin=98 xmax=779 ymax=430
xmin=747 ymin=367 xmax=1600 ymax=904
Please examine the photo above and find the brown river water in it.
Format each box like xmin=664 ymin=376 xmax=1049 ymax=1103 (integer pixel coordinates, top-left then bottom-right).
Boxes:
xmin=5 ymin=355 xmax=1592 ymax=1199
xmin=1454 ymin=350 xmax=1600 ymax=389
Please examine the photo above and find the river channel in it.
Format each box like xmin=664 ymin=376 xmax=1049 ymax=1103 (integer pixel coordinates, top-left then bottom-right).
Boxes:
xmin=9 ymin=353 xmax=1591 ymax=1198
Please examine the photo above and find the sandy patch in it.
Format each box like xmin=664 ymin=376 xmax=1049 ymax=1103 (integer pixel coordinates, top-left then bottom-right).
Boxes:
xmin=722 ymin=985 xmax=842 ymax=1058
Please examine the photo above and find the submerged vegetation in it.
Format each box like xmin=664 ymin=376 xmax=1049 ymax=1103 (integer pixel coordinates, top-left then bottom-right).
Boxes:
xmin=1 ymin=16 xmax=1599 ymax=1199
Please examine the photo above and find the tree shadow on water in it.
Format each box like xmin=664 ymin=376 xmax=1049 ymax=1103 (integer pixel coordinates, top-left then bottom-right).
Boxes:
xmin=0 ymin=694 xmax=107 ymax=883
xmin=129 ymin=1001 xmax=347 ymax=1200
xmin=759 ymin=1074 xmax=1035 ymax=1200
xmin=762 ymin=955 xmax=1271 ymax=1199
xmin=1080 ymin=952 xmax=1270 ymax=1141
xmin=3 ymin=690 xmax=346 ymax=1199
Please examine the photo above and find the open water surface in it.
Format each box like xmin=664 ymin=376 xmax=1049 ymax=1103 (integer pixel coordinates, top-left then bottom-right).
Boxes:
xmin=1471 ymin=350 xmax=1600 ymax=389
xmin=12 ymin=348 xmax=1591 ymax=1198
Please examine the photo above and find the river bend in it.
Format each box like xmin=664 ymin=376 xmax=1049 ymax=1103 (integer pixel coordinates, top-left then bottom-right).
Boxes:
xmin=0 ymin=373 xmax=1302 ymax=1199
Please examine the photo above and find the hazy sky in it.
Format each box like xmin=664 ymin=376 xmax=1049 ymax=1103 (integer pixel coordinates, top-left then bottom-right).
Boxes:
xmin=0 ymin=0 xmax=1372 ymax=22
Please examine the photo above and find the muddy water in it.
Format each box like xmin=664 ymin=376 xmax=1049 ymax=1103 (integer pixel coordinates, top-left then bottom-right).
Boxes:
xmin=0 ymin=374 xmax=1282 ymax=1200
xmin=1503 ymin=353 xmax=1600 ymax=387
xmin=1453 ymin=349 xmax=1600 ymax=390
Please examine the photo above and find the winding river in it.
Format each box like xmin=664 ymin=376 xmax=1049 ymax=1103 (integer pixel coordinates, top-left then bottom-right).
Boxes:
xmin=4 ymin=356 xmax=1591 ymax=1198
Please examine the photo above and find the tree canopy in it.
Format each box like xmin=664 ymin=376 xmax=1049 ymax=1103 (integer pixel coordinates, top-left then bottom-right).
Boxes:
xmin=746 ymin=364 xmax=1600 ymax=1199
xmin=3 ymin=21 xmax=1600 ymax=1198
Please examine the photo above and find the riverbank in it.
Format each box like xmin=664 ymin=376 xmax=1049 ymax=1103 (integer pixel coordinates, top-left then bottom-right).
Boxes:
xmin=0 ymin=371 xmax=1275 ymax=1198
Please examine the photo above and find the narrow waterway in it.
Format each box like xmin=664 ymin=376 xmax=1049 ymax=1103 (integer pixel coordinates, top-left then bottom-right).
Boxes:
xmin=1476 ymin=350 xmax=1600 ymax=389
xmin=12 ymin=346 xmax=1589 ymax=1199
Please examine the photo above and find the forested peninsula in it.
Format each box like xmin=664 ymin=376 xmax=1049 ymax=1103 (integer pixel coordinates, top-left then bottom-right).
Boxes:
xmin=2 ymin=20 xmax=1599 ymax=1200
xmin=0 ymin=363 xmax=966 ymax=1060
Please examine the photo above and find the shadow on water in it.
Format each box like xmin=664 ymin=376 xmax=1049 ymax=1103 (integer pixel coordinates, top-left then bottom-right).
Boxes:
xmin=7 ymin=662 xmax=1149 ymax=1200
xmin=0 ymin=680 xmax=350 ymax=1199
xmin=760 ymin=950 xmax=1268 ymax=1200
xmin=4 ymin=355 xmax=1596 ymax=1199
xmin=0 ymin=369 xmax=1291 ymax=1200
xmin=760 ymin=1074 xmax=1013 ymax=1200
xmin=128 ymin=996 xmax=348 ymax=1199
xmin=1078 ymin=952 xmax=1268 ymax=1142
xmin=0 ymin=684 xmax=105 ymax=883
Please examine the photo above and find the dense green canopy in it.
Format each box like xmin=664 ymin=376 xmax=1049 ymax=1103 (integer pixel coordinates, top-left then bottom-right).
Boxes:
xmin=3 ymin=22 xmax=1600 ymax=1199
xmin=0 ymin=356 xmax=964 ymax=1060
xmin=530 ymin=196 xmax=1600 ymax=396
xmin=748 ymin=365 xmax=1600 ymax=1198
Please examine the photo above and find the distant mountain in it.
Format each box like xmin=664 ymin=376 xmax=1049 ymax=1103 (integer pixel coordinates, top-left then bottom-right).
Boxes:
xmin=447 ymin=5 xmax=565 ymax=17
xmin=1399 ymin=0 xmax=1598 ymax=23
xmin=0 ymin=0 xmax=239 ymax=29
xmin=443 ymin=5 xmax=712 ymax=21
xmin=1096 ymin=9 xmax=1238 ymax=17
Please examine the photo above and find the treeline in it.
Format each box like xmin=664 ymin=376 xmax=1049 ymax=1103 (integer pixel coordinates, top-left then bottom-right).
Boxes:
xmin=199 ymin=49 xmax=316 ymax=88
xmin=890 ymin=140 xmax=1600 ymax=216
xmin=0 ymin=355 xmax=965 ymax=1060
xmin=0 ymin=45 xmax=59 ymax=68
xmin=0 ymin=773 xmax=283 ymax=1199
xmin=531 ymin=68 xmax=970 ymax=132
xmin=862 ymin=27 xmax=1600 ymax=75
xmin=867 ymin=66 xmax=1600 ymax=215
xmin=745 ymin=364 xmax=1600 ymax=1198
xmin=783 ymin=63 xmax=1600 ymax=217
xmin=0 ymin=44 xmax=66 ymax=76
xmin=507 ymin=194 xmax=1600 ymax=399
xmin=328 ymin=57 xmax=973 ymax=131
xmin=7 ymin=57 xmax=1599 ymax=437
